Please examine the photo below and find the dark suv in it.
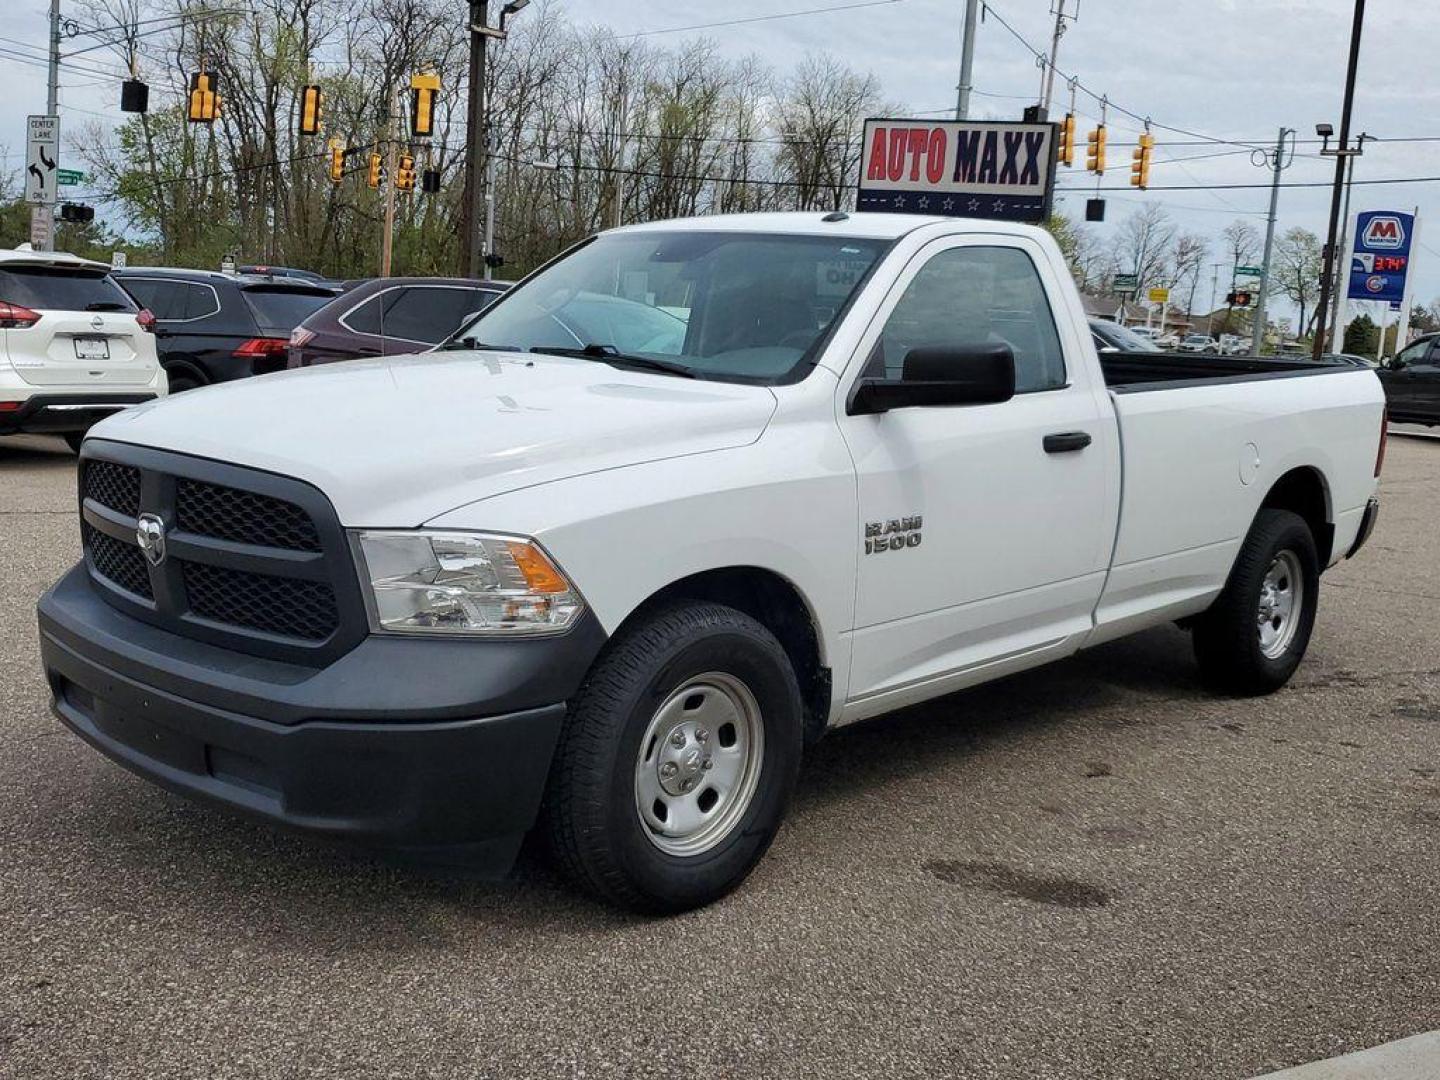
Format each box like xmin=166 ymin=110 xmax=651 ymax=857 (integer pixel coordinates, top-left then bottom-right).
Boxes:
xmin=1378 ymin=333 xmax=1440 ymax=425
xmin=115 ymin=269 xmax=338 ymax=392
xmin=287 ymin=277 xmax=507 ymax=368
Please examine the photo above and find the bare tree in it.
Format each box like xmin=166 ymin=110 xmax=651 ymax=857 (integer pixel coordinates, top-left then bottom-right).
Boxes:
xmin=1111 ymin=204 xmax=1176 ymax=294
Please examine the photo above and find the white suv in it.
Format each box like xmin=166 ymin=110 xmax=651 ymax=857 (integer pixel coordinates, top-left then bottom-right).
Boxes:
xmin=0 ymin=247 xmax=166 ymax=452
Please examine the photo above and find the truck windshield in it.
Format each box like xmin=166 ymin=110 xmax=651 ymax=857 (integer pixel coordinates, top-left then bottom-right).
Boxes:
xmin=451 ymin=231 xmax=888 ymax=383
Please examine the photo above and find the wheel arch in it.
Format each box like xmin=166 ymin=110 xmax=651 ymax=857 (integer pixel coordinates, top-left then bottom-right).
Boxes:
xmin=617 ymin=566 xmax=831 ymax=745
xmin=1259 ymin=466 xmax=1333 ymax=565
xmin=160 ymin=357 xmax=208 ymax=390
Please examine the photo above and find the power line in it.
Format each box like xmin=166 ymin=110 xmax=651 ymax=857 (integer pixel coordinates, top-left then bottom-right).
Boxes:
xmin=620 ymin=0 xmax=906 ymax=39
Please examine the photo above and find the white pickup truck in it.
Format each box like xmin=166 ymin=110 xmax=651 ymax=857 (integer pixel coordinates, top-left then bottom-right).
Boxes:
xmin=38 ymin=212 xmax=1385 ymax=912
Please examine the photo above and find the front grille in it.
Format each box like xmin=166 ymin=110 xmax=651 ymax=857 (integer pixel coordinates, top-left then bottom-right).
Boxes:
xmin=82 ymin=521 xmax=152 ymax=599
xmin=77 ymin=443 xmax=363 ymax=664
xmin=184 ymin=561 xmax=338 ymax=640
xmin=84 ymin=461 xmax=141 ymax=518
xmin=176 ymin=478 xmax=321 ymax=552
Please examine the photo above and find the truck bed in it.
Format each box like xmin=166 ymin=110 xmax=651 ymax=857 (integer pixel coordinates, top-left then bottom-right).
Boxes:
xmin=1100 ymin=352 xmax=1357 ymax=392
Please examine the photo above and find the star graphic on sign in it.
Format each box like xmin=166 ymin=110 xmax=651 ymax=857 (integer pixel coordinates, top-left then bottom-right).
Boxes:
xmin=917 ymin=195 xmax=930 ymax=210
xmin=967 ymin=198 xmax=981 ymax=212
xmin=942 ymin=197 xmax=955 ymax=212
xmin=993 ymin=199 xmax=1007 ymax=212
xmin=893 ymin=194 xmax=906 ymax=209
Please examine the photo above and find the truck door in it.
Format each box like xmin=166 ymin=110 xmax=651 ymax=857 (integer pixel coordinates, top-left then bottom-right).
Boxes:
xmin=837 ymin=236 xmax=1120 ymax=718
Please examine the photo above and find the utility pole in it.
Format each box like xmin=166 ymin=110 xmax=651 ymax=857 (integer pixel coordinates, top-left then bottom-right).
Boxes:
xmin=1039 ymin=0 xmax=1069 ymax=115
xmin=46 ymin=0 xmax=60 ymax=114
xmin=1251 ymin=127 xmax=1292 ymax=356
xmin=955 ymin=0 xmax=980 ymax=120
xmin=483 ymin=126 xmax=497 ymax=278
xmin=380 ymin=85 xmax=400 ymax=277
xmin=1312 ymin=0 xmax=1366 ymax=362
xmin=1325 ymin=133 xmax=1369 ymax=351
xmin=463 ymin=0 xmax=490 ymax=278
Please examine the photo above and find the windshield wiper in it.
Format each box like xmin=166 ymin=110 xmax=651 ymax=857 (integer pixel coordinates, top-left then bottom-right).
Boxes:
xmin=438 ymin=338 xmax=521 ymax=352
xmin=529 ymin=343 xmax=697 ymax=379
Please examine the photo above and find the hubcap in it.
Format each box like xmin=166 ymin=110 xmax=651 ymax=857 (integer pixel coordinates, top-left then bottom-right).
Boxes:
xmin=634 ymin=672 xmax=765 ymax=857
xmin=1257 ymin=549 xmax=1304 ymax=660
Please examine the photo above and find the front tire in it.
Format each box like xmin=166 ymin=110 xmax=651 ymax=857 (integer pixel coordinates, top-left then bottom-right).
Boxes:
xmin=1193 ymin=509 xmax=1319 ymax=694
xmin=544 ymin=601 xmax=803 ymax=913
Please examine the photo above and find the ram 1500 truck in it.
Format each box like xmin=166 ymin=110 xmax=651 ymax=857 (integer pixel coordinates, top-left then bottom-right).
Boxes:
xmin=37 ymin=212 xmax=1386 ymax=912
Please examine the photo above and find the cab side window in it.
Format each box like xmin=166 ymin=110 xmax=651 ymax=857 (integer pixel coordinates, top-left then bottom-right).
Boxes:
xmin=1393 ymin=338 xmax=1434 ymax=370
xmin=871 ymin=246 xmax=1066 ymax=393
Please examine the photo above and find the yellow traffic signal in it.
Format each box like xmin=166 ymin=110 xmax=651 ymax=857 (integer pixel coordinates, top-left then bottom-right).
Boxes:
xmin=187 ymin=71 xmax=219 ymax=124
xmin=1085 ymin=124 xmax=1106 ymax=174
xmin=328 ymin=138 xmax=345 ymax=184
xmin=410 ymin=72 xmax=441 ymax=138
xmin=299 ymin=84 xmax=322 ymax=135
xmin=396 ymin=153 xmax=416 ymax=192
xmin=1130 ymin=132 xmax=1155 ymax=189
xmin=1057 ymin=112 xmax=1076 ymax=167
xmin=367 ymin=152 xmax=382 ymax=189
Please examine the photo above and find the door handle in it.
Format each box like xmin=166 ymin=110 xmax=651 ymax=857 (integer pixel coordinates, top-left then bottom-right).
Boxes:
xmin=1043 ymin=431 xmax=1092 ymax=453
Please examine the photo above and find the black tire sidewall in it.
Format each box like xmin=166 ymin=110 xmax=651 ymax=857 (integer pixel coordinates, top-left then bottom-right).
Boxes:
xmin=604 ymin=622 xmax=802 ymax=910
xmin=1228 ymin=512 xmax=1320 ymax=687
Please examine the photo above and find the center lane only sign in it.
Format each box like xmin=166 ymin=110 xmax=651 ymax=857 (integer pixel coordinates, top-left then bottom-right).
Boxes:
xmin=856 ymin=118 xmax=1058 ymax=224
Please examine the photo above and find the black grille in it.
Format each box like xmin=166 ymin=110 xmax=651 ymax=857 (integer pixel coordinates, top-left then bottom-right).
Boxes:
xmin=176 ymin=479 xmax=321 ymax=552
xmin=84 ymin=461 xmax=141 ymax=518
xmin=183 ymin=561 xmax=338 ymax=641
xmin=83 ymin=522 xmax=153 ymax=600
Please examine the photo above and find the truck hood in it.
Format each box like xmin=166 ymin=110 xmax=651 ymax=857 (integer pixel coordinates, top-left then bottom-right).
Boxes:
xmin=92 ymin=350 xmax=778 ymax=525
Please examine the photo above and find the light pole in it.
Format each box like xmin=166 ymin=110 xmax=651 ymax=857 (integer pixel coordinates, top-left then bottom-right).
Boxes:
xmin=1311 ymin=0 xmax=1367 ymax=362
xmin=1323 ymin=129 xmax=1371 ymax=351
xmin=955 ymin=0 xmax=980 ymax=119
xmin=465 ymin=0 xmax=529 ymax=279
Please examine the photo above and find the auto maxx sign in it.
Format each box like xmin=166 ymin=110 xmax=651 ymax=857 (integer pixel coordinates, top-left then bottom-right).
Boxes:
xmin=856 ymin=118 xmax=1057 ymax=224
xmin=1348 ymin=210 xmax=1415 ymax=306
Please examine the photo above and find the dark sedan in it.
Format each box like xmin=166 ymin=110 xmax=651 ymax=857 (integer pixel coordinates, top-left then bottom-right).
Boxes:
xmin=116 ymin=268 xmax=339 ymax=392
xmin=287 ymin=277 xmax=508 ymax=368
xmin=1378 ymin=333 xmax=1440 ymax=425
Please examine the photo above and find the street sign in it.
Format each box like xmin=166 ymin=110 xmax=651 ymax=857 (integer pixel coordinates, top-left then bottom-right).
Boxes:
xmin=57 ymin=168 xmax=84 ymax=186
xmin=856 ymin=118 xmax=1058 ymax=224
xmin=1113 ymin=272 xmax=1138 ymax=292
xmin=1235 ymin=265 xmax=1263 ymax=280
xmin=25 ymin=115 xmax=60 ymax=205
xmin=1348 ymin=210 xmax=1414 ymax=305
xmin=111 ymin=251 xmax=127 ymax=270
xmin=1147 ymin=287 xmax=1170 ymax=304
xmin=28 ymin=204 xmax=53 ymax=249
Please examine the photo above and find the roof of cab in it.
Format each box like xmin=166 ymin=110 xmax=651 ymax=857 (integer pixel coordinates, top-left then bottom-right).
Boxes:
xmin=612 ymin=210 xmax=1050 ymax=243
xmin=0 ymin=246 xmax=111 ymax=271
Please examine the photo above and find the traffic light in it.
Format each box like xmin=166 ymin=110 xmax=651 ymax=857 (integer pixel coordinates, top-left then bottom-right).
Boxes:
xmin=120 ymin=78 xmax=148 ymax=114
xmin=58 ymin=203 xmax=94 ymax=224
xmin=410 ymin=72 xmax=441 ymax=138
xmin=1057 ymin=112 xmax=1076 ymax=167
xmin=367 ymin=152 xmax=383 ymax=189
xmin=328 ymin=138 xmax=345 ymax=184
xmin=1130 ymin=133 xmax=1154 ymax=189
xmin=1226 ymin=290 xmax=1253 ymax=308
xmin=187 ymin=71 xmax=219 ymax=123
xmin=299 ymin=84 xmax=322 ymax=135
xmin=1085 ymin=124 xmax=1106 ymax=174
xmin=396 ymin=153 xmax=416 ymax=192
xmin=421 ymin=168 xmax=441 ymax=194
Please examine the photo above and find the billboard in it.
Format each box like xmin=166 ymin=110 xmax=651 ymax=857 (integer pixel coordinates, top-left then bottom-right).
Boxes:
xmin=1347 ymin=210 xmax=1414 ymax=305
xmin=856 ymin=118 xmax=1057 ymax=224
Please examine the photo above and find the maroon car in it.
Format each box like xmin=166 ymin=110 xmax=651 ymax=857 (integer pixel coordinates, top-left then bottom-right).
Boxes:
xmin=287 ymin=276 xmax=508 ymax=367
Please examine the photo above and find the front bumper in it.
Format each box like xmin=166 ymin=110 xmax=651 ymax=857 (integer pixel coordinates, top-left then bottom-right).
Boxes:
xmin=0 ymin=393 xmax=157 ymax=435
xmin=38 ymin=563 xmax=607 ymax=873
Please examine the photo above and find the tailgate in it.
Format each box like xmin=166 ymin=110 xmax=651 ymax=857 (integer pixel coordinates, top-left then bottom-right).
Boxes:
xmin=1 ymin=264 xmax=156 ymax=387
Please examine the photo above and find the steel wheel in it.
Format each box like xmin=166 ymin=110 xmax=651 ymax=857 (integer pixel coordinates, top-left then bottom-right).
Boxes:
xmin=634 ymin=671 xmax=765 ymax=857
xmin=1257 ymin=549 xmax=1304 ymax=660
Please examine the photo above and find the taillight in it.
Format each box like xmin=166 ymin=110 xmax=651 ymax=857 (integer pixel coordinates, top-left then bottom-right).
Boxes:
xmin=135 ymin=308 xmax=156 ymax=333
xmin=1375 ymin=407 xmax=1388 ymax=478
xmin=0 ymin=401 xmax=21 ymax=412
xmin=289 ymin=327 xmax=315 ymax=348
xmin=233 ymin=337 xmax=289 ymax=359
xmin=0 ymin=301 xmax=41 ymax=329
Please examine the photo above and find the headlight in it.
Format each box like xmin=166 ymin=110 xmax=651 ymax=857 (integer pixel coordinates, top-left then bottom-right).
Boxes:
xmin=353 ymin=530 xmax=584 ymax=636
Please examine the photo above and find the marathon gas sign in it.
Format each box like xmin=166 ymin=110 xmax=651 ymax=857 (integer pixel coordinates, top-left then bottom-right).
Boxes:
xmin=856 ymin=118 xmax=1058 ymax=223
xmin=1348 ymin=210 xmax=1415 ymax=306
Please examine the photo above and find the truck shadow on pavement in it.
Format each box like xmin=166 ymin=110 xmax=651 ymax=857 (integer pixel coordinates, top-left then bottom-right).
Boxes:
xmin=53 ymin=624 xmax=1212 ymax=931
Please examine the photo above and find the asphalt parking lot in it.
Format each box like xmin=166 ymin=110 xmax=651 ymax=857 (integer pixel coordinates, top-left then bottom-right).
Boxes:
xmin=2 ymin=431 xmax=1438 ymax=1080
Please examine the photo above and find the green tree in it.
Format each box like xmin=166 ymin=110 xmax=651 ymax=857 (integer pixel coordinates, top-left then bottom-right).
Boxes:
xmin=1343 ymin=313 xmax=1377 ymax=355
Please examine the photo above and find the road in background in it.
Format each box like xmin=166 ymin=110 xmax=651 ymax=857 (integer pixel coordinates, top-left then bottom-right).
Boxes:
xmin=1 ymin=433 xmax=1437 ymax=1080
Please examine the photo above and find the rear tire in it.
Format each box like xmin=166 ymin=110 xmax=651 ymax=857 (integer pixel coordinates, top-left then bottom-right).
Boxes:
xmin=544 ymin=601 xmax=803 ymax=913
xmin=1192 ymin=509 xmax=1319 ymax=694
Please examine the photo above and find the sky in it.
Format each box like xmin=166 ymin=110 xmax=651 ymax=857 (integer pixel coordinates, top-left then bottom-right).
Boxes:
xmin=3 ymin=0 xmax=1439 ymax=323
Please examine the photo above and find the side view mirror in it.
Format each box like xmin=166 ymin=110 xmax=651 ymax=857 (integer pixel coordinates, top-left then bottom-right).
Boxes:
xmin=848 ymin=343 xmax=1016 ymax=416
